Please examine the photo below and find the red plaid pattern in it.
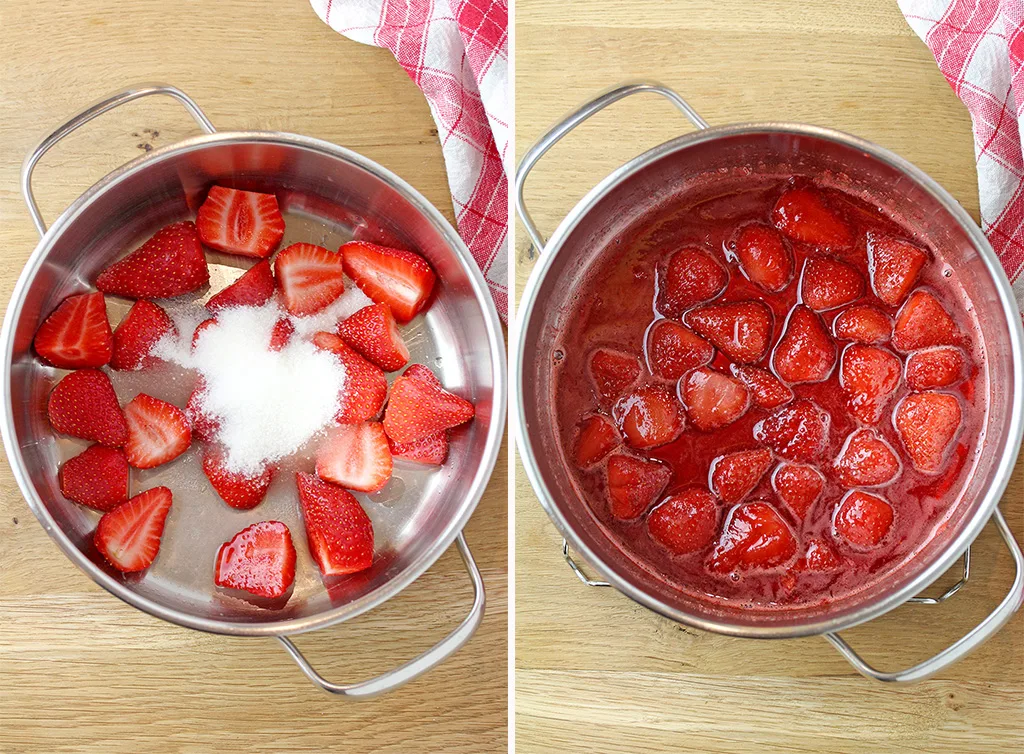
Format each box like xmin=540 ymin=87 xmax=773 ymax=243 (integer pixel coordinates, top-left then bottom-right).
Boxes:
xmin=311 ymin=0 xmax=509 ymax=322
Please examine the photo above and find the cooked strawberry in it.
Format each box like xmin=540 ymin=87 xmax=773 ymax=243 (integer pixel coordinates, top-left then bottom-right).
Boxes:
xmin=573 ymin=414 xmax=621 ymax=468
xmin=341 ymin=241 xmax=437 ymax=323
xmin=833 ymin=304 xmax=891 ymax=344
xmin=316 ymin=422 xmax=393 ymax=493
xmin=771 ymin=187 xmax=853 ymax=249
xmin=196 ymin=186 xmax=285 ymax=259
xmin=214 ymin=521 xmax=296 ymax=598
xmin=388 ymin=431 xmax=449 ymax=465
xmin=123 ymin=393 xmax=191 ymax=469
xmin=645 ymin=319 xmax=714 ymax=379
xmin=771 ymin=463 xmax=824 ymax=518
xmin=731 ymin=223 xmax=794 ymax=292
xmin=383 ymin=373 xmax=475 ymax=444
xmin=905 ymin=346 xmax=967 ymax=391
xmin=708 ymin=501 xmax=796 ymax=572
xmin=772 ymin=305 xmax=836 ymax=384
xmin=833 ymin=429 xmax=901 ymax=487
xmin=34 ymin=291 xmax=113 ymax=369
xmin=202 ymin=448 xmax=274 ymax=510
xmin=337 ymin=303 xmax=409 ymax=371
xmin=205 ymin=259 xmax=276 ymax=312
xmin=184 ymin=380 xmax=220 ymax=442
xmin=94 ymin=486 xmax=172 ymax=572
xmin=312 ymin=332 xmax=388 ymax=423
xmin=274 ymin=243 xmax=346 ymax=316
xmin=894 ymin=391 xmax=962 ymax=474
xmin=891 ymin=290 xmax=960 ymax=352
xmin=269 ymin=318 xmax=294 ymax=351
xmin=47 ymin=369 xmax=128 ymax=446
xmin=685 ymin=301 xmax=773 ymax=364
xmin=656 ymin=246 xmax=728 ymax=317
xmin=614 ymin=385 xmax=685 ymax=449
xmin=799 ymin=257 xmax=864 ymax=311
xmin=96 ymin=221 xmax=209 ymax=299
xmin=647 ymin=488 xmax=719 ymax=554
xmin=753 ymin=400 xmax=830 ymax=462
xmin=588 ymin=348 xmax=642 ymax=409
xmin=606 ymin=452 xmax=672 ymax=519
xmin=191 ymin=318 xmax=217 ymax=350
xmin=839 ymin=344 xmax=902 ymax=424
xmin=679 ymin=367 xmax=750 ymax=431
xmin=797 ymin=538 xmax=841 ymax=570
xmin=110 ymin=300 xmax=174 ymax=371
xmin=710 ymin=448 xmax=773 ymax=504
xmin=834 ymin=491 xmax=894 ymax=548
xmin=296 ymin=472 xmax=374 ymax=576
xmin=730 ymin=365 xmax=793 ymax=409
xmin=867 ymin=233 xmax=928 ymax=306
xmin=59 ymin=444 xmax=129 ymax=512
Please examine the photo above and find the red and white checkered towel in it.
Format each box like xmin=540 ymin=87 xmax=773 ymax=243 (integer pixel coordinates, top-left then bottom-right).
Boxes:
xmin=310 ymin=0 xmax=509 ymax=322
xmin=900 ymin=0 xmax=1024 ymax=307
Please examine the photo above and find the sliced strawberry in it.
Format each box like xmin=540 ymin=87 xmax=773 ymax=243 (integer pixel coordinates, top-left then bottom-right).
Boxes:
xmin=337 ymin=303 xmax=409 ymax=372
xmin=606 ymin=452 xmax=671 ymax=520
xmin=202 ymin=448 xmax=274 ymax=510
xmin=867 ymin=233 xmax=928 ymax=306
xmin=34 ymin=291 xmax=113 ymax=368
xmin=269 ymin=318 xmax=294 ymax=351
xmin=274 ymin=243 xmax=346 ymax=316
xmin=388 ymin=431 xmax=449 ymax=465
xmin=833 ymin=305 xmax=891 ymax=344
xmin=905 ymin=346 xmax=967 ymax=391
xmin=47 ymin=369 xmax=128 ymax=446
xmin=110 ymin=300 xmax=174 ymax=371
xmin=312 ymin=332 xmax=388 ymax=423
xmin=588 ymin=348 xmax=641 ymax=409
xmin=614 ymin=385 xmax=685 ymax=449
xmin=645 ymin=319 xmax=714 ymax=379
xmin=799 ymin=257 xmax=864 ymax=311
xmin=196 ymin=186 xmax=285 ymax=259
xmin=573 ymin=414 xmax=621 ymax=468
xmin=341 ymin=241 xmax=437 ymax=323
xmin=710 ymin=448 xmax=773 ymax=504
xmin=192 ymin=318 xmax=217 ymax=350
xmin=205 ymin=259 xmax=276 ymax=312
xmin=185 ymin=380 xmax=220 ymax=442
xmin=316 ymin=422 xmax=393 ymax=493
xmin=772 ymin=305 xmax=836 ymax=384
xmin=383 ymin=373 xmax=475 ymax=444
xmin=891 ymin=290 xmax=960 ymax=352
xmin=123 ymin=394 xmax=191 ymax=469
xmin=894 ymin=391 xmax=962 ymax=474
xmin=834 ymin=491 xmax=894 ymax=549
xmin=647 ymin=488 xmax=719 ymax=555
xmin=94 ymin=487 xmax=172 ymax=572
xmin=833 ymin=429 xmax=901 ymax=487
xmin=296 ymin=472 xmax=374 ymax=576
xmin=731 ymin=223 xmax=794 ymax=292
xmin=797 ymin=538 xmax=841 ymax=570
xmin=771 ymin=463 xmax=824 ymax=518
xmin=656 ymin=246 xmax=728 ymax=317
xmin=679 ymin=367 xmax=750 ymax=431
xmin=771 ymin=187 xmax=853 ymax=249
xmin=730 ymin=365 xmax=793 ymax=409
xmin=708 ymin=501 xmax=797 ymax=572
xmin=685 ymin=300 xmax=773 ymax=364
xmin=214 ymin=521 xmax=296 ymax=598
xmin=96 ymin=221 xmax=209 ymax=299
xmin=753 ymin=399 xmax=830 ymax=462
xmin=404 ymin=363 xmax=443 ymax=386
xmin=839 ymin=344 xmax=902 ymax=424
xmin=59 ymin=444 xmax=129 ymax=512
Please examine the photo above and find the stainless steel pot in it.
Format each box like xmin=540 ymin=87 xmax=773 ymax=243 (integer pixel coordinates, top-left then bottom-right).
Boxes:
xmin=2 ymin=84 xmax=506 ymax=697
xmin=515 ymin=82 xmax=1024 ymax=682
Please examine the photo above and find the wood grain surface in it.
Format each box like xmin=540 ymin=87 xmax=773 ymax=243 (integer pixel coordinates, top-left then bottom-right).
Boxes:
xmin=514 ymin=1 xmax=1024 ymax=752
xmin=0 ymin=1 xmax=506 ymax=752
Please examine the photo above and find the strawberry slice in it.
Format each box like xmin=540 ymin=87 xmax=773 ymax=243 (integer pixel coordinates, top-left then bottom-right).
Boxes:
xmin=867 ymin=233 xmax=928 ymax=306
xmin=341 ymin=241 xmax=437 ymax=324
xmin=799 ymin=257 xmax=864 ymax=311
xmin=685 ymin=301 xmax=773 ymax=364
xmin=34 ymin=291 xmax=113 ymax=369
xmin=891 ymin=290 xmax=960 ymax=352
xmin=110 ymin=300 xmax=174 ymax=371
xmin=833 ymin=429 xmax=901 ymax=487
xmin=614 ymin=385 xmax=685 ymax=449
xmin=269 ymin=318 xmax=294 ymax=351
xmin=905 ymin=346 xmax=968 ymax=391
xmin=656 ymin=246 xmax=729 ymax=317
xmin=834 ymin=491 xmax=894 ymax=548
xmin=215 ymin=521 xmax=296 ymax=598
xmin=191 ymin=318 xmax=217 ymax=350
xmin=833 ymin=304 xmax=891 ymax=344
xmin=731 ymin=223 xmax=794 ymax=292
xmin=588 ymin=348 xmax=641 ymax=409
xmin=59 ymin=444 xmax=129 ymax=512
xmin=312 ymin=332 xmax=388 ymax=423
xmin=772 ymin=305 xmax=836 ymax=384
xmin=123 ymin=393 xmax=191 ymax=469
xmin=47 ymin=369 xmax=128 ymax=446
xmin=205 ymin=259 xmax=276 ymax=312
xmin=708 ymin=501 xmax=796 ymax=572
xmin=753 ymin=400 xmax=830 ymax=462
xmin=730 ymin=365 xmax=793 ymax=409
xmin=645 ymin=319 xmax=714 ymax=379
xmin=196 ymin=186 xmax=285 ymax=259
xmin=296 ymin=472 xmax=374 ymax=576
xmin=383 ymin=373 xmax=475 ymax=444
xmin=710 ymin=448 xmax=773 ymax=504
xmin=573 ymin=414 xmax=620 ymax=468
xmin=679 ymin=367 xmax=750 ymax=431
xmin=202 ymin=448 xmax=274 ymax=510
xmin=606 ymin=452 xmax=671 ymax=520
xmin=771 ymin=463 xmax=824 ymax=518
xmin=894 ymin=391 xmax=962 ymax=474
xmin=771 ymin=188 xmax=853 ymax=249
xmin=797 ymin=538 xmax=841 ymax=570
xmin=316 ymin=422 xmax=394 ymax=493
xmin=96 ymin=221 xmax=210 ymax=299
xmin=404 ymin=363 xmax=442 ymax=386
xmin=647 ymin=488 xmax=720 ymax=554
xmin=94 ymin=487 xmax=172 ymax=572
xmin=839 ymin=344 xmax=902 ymax=424
xmin=388 ymin=431 xmax=449 ymax=465
xmin=274 ymin=243 xmax=346 ymax=316
xmin=185 ymin=380 xmax=220 ymax=442
xmin=337 ymin=303 xmax=409 ymax=371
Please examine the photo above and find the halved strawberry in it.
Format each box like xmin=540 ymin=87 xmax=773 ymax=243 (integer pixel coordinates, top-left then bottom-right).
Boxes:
xmin=839 ymin=344 xmax=902 ymax=424
xmin=730 ymin=223 xmax=794 ymax=292
xmin=708 ymin=501 xmax=796 ymax=572
xmin=645 ymin=319 xmax=714 ymax=379
xmin=834 ymin=491 xmax=893 ymax=548
xmin=797 ymin=538 xmax=841 ymax=570
xmin=110 ymin=300 xmax=174 ymax=371
xmin=123 ymin=393 xmax=191 ymax=469
xmin=771 ymin=463 xmax=824 ymax=518
xmin=905 ymin=346 xmax=968 ymax=391
xmin=867 ymin=233 xmax=928 ymax=306
xmin=833 ymin=429 xmax=901 ymax=487
xmin=614 ymin=385 xmax=685 ymax=449
xmin=94 ymin=486 xmax=172 ymax=572
xmin=59 ymin=444 xmax=129 ymax=512
xmin=341 ymin=241 xmax=437 ymax=324
xmin=606 ymin=452 xmax=671 ymax=520
xmin=588 ymin=348 xmax=641 ymax=409
xmin=647 ymin=488 xmax=719 ymax=554
xmin=337 ymin=303 xmax=409 ymax=372
xmin=753 ymin=399 xmax=830 ymax=462
xmin=205 ymin=259 xmax=276 ymax=312
xmin=772 ymin=305 xmax=836 ymax=384
xmin=891 ymin=290 xmax=960 ymax=352
xmin=96 ymin=221 xmax=210 ymax=299
xmin=656 ymin=246 xmax=728 ymax=317
xmin=316 ymin=422 xmax=393 ymax=493
xmin=573 ymin=414 xmax=620 ymax=468
xmin=730 ymin=365 xmax=793 ymax=409
xmin=404 ymin=363 xmax=442 ymax=386
xmin=383 ymin=373 xmax=475 ymax=444
xmin=269 ymin=318 xmax=295 ymax=351
xmin=894 ymin=391 xmax=962 ymax=474
xmin=296 ymin=472 xmax=374 ymax=576
xmin=312 ymin=332 xmax=388 ymax=423
xmin=47 ymin=369 xmax=128 ymax=446
xmin=771 ymin=188 xmax=853 ymax=249
xmin=833 ymin=305 xmax=891 ymax=344
xmin=192 ymin=318 xmax=217 ymax=350
xmin=214 ymin=521 xmax=296 ymax=598
xmin=679 ymin=367 xmax=750 ymax=431
xmin=274 ymin=243 xmax=346 ymax=316
xmin=388 ymin=431 xmax=449 ymax=465
xmin=196 ymin=186 xmax=285 ymax=259
xmin=202 ymin=448 xmax=274 ymax=510
xmin=185 ymin=380 xmax=220 ymax=442
xmin=685 ymin=300 xmax=773 ymax=364
xmin=710 ymin=448 xmax=773 ymax=504
xmin=799 ymin=257 xmax=864 ymax=311
xmin=34 ymin=291 xmax=113 ymax=369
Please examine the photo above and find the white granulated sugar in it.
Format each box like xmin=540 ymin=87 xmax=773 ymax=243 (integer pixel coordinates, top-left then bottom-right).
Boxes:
xmin=289 ymin=285 xmax=374 ymax=338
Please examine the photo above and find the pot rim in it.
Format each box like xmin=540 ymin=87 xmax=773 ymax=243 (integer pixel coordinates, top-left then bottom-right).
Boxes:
xmin=2 ymin=130 xmax=507 ymax=637
xmin=516 ymin=120 xmax=1024 ymax=639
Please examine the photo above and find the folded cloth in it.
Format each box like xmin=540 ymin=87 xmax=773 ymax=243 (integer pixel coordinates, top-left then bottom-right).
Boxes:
xmin=310 ymin=0 xmax=509 ymax=322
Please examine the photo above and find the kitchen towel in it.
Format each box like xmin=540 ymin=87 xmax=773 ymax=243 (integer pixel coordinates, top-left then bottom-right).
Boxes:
xmin=310 ymin=0 xmax=509 ymax=322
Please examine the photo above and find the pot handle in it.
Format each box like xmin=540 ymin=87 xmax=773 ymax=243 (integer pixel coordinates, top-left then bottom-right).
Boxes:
xmin=21 ymin=83 xmax=217 ymax=236
xmin=824 ymin=507 xmax=1024 ymax=683
xmin=515 ymin=82 xmax=709 ymax=251
xmin=276 ymin=532 xmax=486 ymax=698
